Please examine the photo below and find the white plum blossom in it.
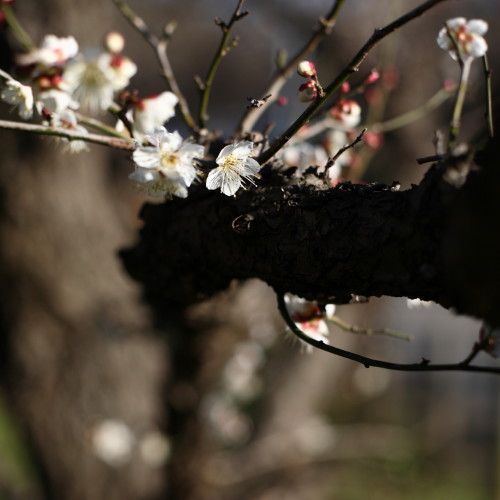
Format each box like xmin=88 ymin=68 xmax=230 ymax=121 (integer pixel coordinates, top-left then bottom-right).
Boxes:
xmin=64 ymin=51 xmax=137 ymax=113
xmin=37 ymin=87 xmax=78 ymax=115
xmin=130 ymin=126 xmax=204 ymax=199
xmin=132 ymin=91 xmax=179 ymax=139
xmin=437 ymin=18 xmax=488 ymax=60
xmin=17 ymin=34 xmax=79 ymax=67
xmin=0 ymin=79 xmax=34 ymax=119
xmin=206 ymin=141 xmax=260 ymax=196
xmin=284 ymin=294 xmax=332 ymax=353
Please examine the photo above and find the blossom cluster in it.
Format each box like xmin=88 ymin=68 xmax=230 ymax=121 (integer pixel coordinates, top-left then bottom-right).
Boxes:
xmin=0 ymin=32 xmax=261 ymax=197
xmin=131 ymin=128 xmax=260 ymax=198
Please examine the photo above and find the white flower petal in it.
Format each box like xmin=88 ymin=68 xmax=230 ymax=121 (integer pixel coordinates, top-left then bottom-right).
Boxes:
xmin=243 ymin=157 xmax=260 ymax=175
xmin=132 ymin=148 xmax=161 ymax=168
xmin=445 ymin=17 xmax=467 ymax=30
xmin=467 ymin=19 xmax=488 ymax=36
xmin=468 ymin=35 xmax=488 ymax=58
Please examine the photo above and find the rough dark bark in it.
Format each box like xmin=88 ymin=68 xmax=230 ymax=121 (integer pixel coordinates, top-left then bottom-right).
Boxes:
xmin=122 ymin=142 xmax=500 ymax=328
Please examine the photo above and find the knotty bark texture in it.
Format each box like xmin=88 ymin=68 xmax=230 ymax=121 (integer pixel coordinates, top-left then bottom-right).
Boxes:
xmin=122 ymin=144 xmax=500 ymax=327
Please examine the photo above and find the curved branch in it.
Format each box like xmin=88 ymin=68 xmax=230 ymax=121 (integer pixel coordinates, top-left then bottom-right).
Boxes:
xmin=277 ymin=293 xmax=500 ymax=375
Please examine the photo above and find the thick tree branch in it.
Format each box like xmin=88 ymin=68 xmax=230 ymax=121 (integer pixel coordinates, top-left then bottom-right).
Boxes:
xmin=121 ymin=141 xmax=500 ymax=329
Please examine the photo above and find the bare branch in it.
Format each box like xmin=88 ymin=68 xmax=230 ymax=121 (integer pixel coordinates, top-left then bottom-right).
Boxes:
xmin=0 ymin=119 xmax=134 ymax=150
xmin=257 ymin=0 xmax=453 ymax=165
xmin=277 ymin=293 xmax=500 ymax=375
xmin=198 ymin=0 xmax=248 ymax=129
xmin=237 ymin=0 xmax=347 ymax=134
xmin=112 ymin=0 xmax=197 ymax=131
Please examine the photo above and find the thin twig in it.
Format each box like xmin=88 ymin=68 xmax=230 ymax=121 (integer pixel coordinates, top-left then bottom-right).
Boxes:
xmin=0 ymin=119 xmax=134 ymax=150
xmin=328 ymin=314 xmax=413 ymax=341
xmin=482 ymin=54 xmax=494 ymax=138
xmin=111 ymin=0 xmax=197 ymax=131
xmin=257 ymin=0 xmax=452 ymax=165
xmin=416 ymin=153 xmax=447 ymax=165
xmin=237 ymin=0 xmax=347 ymax=134
xmin=326 ymin=127 xmax=366 ymax=168
xmin=198 ymin=0 xmax=248 ymax=129
xmin=277 ymin=293 xmax=500 ymax=374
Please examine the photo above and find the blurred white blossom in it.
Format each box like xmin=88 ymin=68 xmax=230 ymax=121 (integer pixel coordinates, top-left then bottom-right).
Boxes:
xmin=132 ymin=91 xmax=179 ymax=139
xmin=64 ymin=51 xmax=136 ymax=113
xmin=437 ymin=18 xmax=488 ymax=60
xmin=0 ymin=79 xmax=34 ymax=119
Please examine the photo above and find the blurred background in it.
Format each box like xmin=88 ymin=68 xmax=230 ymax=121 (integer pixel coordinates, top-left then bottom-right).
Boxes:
xmin=0 ymin=0 xmax=498 ymax=499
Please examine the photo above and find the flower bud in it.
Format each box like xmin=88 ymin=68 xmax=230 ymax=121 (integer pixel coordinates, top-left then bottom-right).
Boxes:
xmin=105 ymin=31 xmax=125 ymax=54
xmin=297 ymin=60 xmax=316 ymax=78
xmin=365 ymin=69 xmax=380 ymax=85
xmin=330 ymin=99 xmax=361 ymax=128
xmin=297 ymin=80 xmax=317 ymax=103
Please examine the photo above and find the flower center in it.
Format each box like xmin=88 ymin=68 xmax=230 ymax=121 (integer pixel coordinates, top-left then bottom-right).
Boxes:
xmin=221 ymin=154 xmax=241 ymax=170
xmin=160 ymin=153 xmax=178 ymax=170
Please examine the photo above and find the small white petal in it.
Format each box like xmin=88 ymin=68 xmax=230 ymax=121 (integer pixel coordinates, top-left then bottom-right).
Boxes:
xmin=445 ymin=17 xmax=467 ymax=30
xmin=467 ymin=19 xmax=488 ymax=36
xmin=243 ymin=157 xmax=260 ymax=175
xmin=468 ymin=35 xmax=488 ymax=58
xmin=132 ymin=148 xmax=161 ymax=168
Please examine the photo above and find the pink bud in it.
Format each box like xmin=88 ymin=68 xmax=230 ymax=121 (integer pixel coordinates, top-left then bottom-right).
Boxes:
xmin=297 ymin=60 xmax=317 ymax=78
xmin=340 ymin=82 xmax=350 ymax=94
xmin=277 ymin=96 xmax=288 ymax=106
xmin=363 ymin=131 xmax=384 ymax=150
xmin=365 ymin=69 xmax=380 ymax=85
xmin=297 ymin=80 xmax=318 ymax=102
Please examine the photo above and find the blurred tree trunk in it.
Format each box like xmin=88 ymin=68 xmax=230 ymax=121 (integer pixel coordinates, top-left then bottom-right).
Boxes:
xmin=0 ymin=1 xmax=170 ymax=498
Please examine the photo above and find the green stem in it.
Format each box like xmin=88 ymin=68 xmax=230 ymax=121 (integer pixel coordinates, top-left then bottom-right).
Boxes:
xmin=448 ymin=57 xmax=472 ymax=150
xmin=1 ymin=4 xmax=35 ymax=51
xmin=198 ymin=0 xmax=247 ymax=129
xmin=277 ymin=293 xmax=500 ymax=375
xmin=257 ymin=0 xmax=452 ymax=165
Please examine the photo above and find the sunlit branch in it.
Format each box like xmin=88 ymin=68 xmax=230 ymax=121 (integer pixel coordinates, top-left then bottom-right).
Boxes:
xmin=197 ymin=0 xmax=248 ymax=129
xmin=237 ymin=0 xmax=347 ymax=134
xmin=328 ymin=314 xmax=413 ymax=341
xmin=0 ymin=119 xmax=134 ymax=150
xmin=448 ymin=57 xmax=472 ymax=150
xmin=257 ymin=0 xmax=452 ymax=165
xmin=111 ymin=0 xmax=197 ymax=131
xmin=326 ymin=127 xmax=366 ymax=168
xmin=277 ymin=293 xmax=500 ymax=375
xmin=75 ymin=112 xmax=131 ymax=139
